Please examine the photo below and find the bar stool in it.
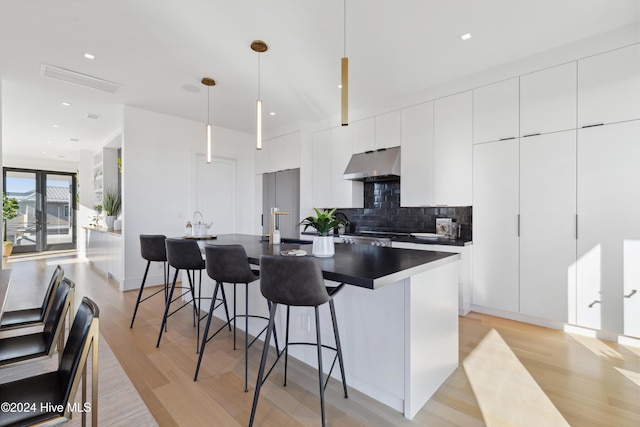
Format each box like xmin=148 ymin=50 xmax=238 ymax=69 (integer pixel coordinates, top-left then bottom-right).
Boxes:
xmin=156 ymin=238 xmax=231 ymax=352
xmin=194 ymin=244 xmax=279 ymax=391
xmin=249 ymin=255 xmax=348 ymax=427
xmin=130 ymin=234 xmax=169 ymax=328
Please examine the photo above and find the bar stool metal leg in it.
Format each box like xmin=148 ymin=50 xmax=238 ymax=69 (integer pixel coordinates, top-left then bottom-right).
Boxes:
xmin=330 ymin=299 xmax=349 ymax=398
xmin=130 ymin=260 xmax=151 ymax=328
xmin=249 ymin=302 xmax=278 ymax=427
xmin=315 ymin=306 xmax=326 ymax=427
xmin=157 ymin=268 xmax=180 ymax=347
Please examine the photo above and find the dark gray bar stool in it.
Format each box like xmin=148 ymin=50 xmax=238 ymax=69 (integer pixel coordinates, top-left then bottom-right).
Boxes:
xmin=249 ymin=255 xmax=348 ymax=427
xmin=194 ymin=244 xmax=279 ymax=391
xmin=157 ymin=238 xmax=231 ymax=353
xmin=130 ymin=234 xmax=169 ymax=328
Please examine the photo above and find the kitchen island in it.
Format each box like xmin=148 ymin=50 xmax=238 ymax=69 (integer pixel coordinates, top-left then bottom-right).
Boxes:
xmin=199 ymin=234 xmax=460 ymax=419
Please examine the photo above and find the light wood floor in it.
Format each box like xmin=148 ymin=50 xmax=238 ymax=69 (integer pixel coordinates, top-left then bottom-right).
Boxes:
xmin=3 ymin=252 xmax=639 ymax=426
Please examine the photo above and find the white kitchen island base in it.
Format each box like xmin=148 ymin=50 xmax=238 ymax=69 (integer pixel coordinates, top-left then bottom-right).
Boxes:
xmin=282 ymin=257 xmax=460 ymax=419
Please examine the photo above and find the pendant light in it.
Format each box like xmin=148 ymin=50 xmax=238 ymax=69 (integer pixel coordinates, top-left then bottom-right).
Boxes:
xmin=251 ymin=40 xmax=268 ymax=150
xmin=201 ymin=77 xmax=216 ymax=163
xmin=341 ymin=0 xmax=349 ymax=126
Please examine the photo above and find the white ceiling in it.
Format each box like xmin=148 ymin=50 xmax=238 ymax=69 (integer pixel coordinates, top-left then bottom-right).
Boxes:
xmin=1 ymin=0 xmax=638 ymax=163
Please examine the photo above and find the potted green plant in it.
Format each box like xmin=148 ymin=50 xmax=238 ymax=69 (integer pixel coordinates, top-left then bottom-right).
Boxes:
xmin=102 ymin=186 xmax=121 ymax=230
xmin=299 ymin=208 xmax=347 ymax=257
xmin=2 ymin=193 xmax=20 ymax=257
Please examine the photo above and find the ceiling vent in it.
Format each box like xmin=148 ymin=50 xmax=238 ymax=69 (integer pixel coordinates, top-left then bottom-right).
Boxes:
xmin=40 ymin=64 xmax=121 ymax=94
xmin=86 ymin=113 xmax=100 ymax=120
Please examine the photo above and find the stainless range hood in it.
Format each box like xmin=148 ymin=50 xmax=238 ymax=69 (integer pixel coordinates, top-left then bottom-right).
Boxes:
xmin=343 ymin=146 xmax=401 ymax=181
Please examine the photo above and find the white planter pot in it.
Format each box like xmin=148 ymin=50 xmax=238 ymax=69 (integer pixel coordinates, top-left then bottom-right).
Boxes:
xmin=312 ymin=235 xmax=335 ymax=258
xmin=104 ymin=215 xmax=116 ymax=230
xmin=113 ymin=219 xmax=122 ymax=231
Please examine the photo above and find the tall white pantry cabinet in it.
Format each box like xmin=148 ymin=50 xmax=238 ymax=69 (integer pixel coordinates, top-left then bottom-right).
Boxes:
xmin=472 ymin=43 xmax=640 ymax=337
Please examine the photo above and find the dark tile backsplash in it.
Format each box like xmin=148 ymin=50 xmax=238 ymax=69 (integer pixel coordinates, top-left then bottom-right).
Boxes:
xmin=327 ymin=180 xmax=472 ymax=240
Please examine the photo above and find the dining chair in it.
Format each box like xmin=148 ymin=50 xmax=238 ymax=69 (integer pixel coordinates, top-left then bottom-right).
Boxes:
xmin=0 ymin=265 xmax=64 ymax=330
xmin=0 ymin=296 xmax=100 ymax=427
xmin=0 ymin=277 xmax=74 ymax=368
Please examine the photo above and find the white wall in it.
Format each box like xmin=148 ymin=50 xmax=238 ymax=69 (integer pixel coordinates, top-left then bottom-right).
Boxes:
xmin=121 ymin=105 xmax=255 ymax=291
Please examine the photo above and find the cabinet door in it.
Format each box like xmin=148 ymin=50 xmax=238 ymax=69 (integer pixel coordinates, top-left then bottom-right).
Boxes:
xmin=312 ymin=130 xmax=332 ymax=208
xmin=520 ymin=62 xmax=577 ymax=136
xmin=520 ymin=131 xmax=576 ymax=322
xmin=375 ymin=111 xmax=401 ymax=149
xmin=332 ymin=126 xmax=363 ymax=208
xmin=400 ymin=102 xmax=434 ymax=207
xmin=578 ymin=44 xmax=640 ymax=128
xmin=577 ymin=121 xmax=640 ymax=334
xmin=434 ymin=91 xmax=472 ymax=205
xmin=351 ymin=118 xmax=375 ymax=153
xmin=473 ymin=78 xmax=519 ymax=144
xmin=472 ymin=139 xmax=520 ymax=312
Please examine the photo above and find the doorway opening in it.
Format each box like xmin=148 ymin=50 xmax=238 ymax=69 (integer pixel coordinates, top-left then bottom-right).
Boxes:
xmin=3 ymin=168 xmax=77 ymax=254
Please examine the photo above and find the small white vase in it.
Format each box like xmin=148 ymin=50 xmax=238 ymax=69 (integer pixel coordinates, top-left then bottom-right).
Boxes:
xmin=104 ymin=215 xmax=116 ymax=229
xmin=312 ymin=235 xmax=335 ymax=257
xmin=113 ymin=219 xmax=122 ymax=231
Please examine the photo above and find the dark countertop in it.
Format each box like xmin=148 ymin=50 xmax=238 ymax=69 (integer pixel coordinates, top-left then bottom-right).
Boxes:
xmin=197 ymin=234 xmax=460 ymax=290
xmin=301 ymin=231 xmax=471 ymax=247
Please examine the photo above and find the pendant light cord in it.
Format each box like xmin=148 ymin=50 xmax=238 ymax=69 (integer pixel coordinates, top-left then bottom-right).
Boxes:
xmin=258 ymin=54 xmax=261 ymax=100
xmin=343 ymin=0 xmax=347 ymax=57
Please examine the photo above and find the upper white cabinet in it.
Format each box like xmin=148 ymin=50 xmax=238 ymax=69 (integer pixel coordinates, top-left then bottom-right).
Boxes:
xmin=400 ymin=102 xmax=434 ymax=207
xmin=578 ymin=44 xmax=640 ymax=128
xmin=434 ymin=91 xmax=472 ymax=206
xmin=351 ymin=118 xmax=375 ymax=153
xmin=472 ymin=139 xmax=520 ymax=312
xmin=311 ymin=129 xmax=332 ymax=208
xmin=312 ymin=127 xmax=363 ymax=209
xmin=256 ymin=132 xmax=301 ymax=174
xmin=520 ymin=62 xmax=577 ymax=136
xmin=473 ymin=78 xmax=519 ymax=144
xmin=519 ymin=131 xmax=576 ymax=323
xmin=375 ymin=111 xmax=401 ymax=149
xmin=332 ymin=126 xmax=363 ymax=208
xmin=576 ymin=120 xmax=640 ymax=334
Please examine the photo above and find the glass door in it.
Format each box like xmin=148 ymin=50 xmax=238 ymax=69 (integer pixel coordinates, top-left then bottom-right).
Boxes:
xmin=3 ymin=168 xmax=77 ymax=254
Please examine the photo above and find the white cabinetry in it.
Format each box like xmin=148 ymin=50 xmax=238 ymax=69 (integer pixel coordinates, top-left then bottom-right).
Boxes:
xmin=400 ymin=102 xmax=434 ymax=207
xmin=312 ymin=129 xmax=332 ymax=208
xmin=520 ymin=62 xmax=577 ymax=136
xmin=519 ymin=131 xmax=576 ymax=322
xmin=312 ymin=127 xmax=363 ymax=209
xmin=434 ymin=91 xmax=472 ymax=206
xmin=256 ymin=132 xmax=301 ymax=174
xmin=472 ymin=139 xmax=520 ymax=312
xmin=578 ymin=44 xmax=640 ymax=128
xmin=351 ymin=118 xmax=375 ymax=154
xmin=576 ymin=120 xmax=640 ymax=334
xmin=85 ymin=228 xmax=123 ymax=283
xmin=375 ymin=111 xmax=401 ymax=149
xmin=473 ymin=78 xmax=519 ymax=144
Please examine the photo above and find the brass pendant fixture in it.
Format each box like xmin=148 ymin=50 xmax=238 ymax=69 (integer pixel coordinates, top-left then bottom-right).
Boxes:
xmin=341 ymin=0 xmax=349 ymax=126
xmin=201 ymin=77 xmax=216 ymax=163
xmin=251 ymin=40 xmax=268 ymax=150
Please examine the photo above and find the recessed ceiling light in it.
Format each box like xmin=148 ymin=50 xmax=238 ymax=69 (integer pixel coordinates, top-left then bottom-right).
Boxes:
xmin=460 ymin=33 xmax=472 ymax=41
xmin=269 ymin=112 xmax=276 ymax=116
xmin=337 ymin=84 xmax=342 ymax=89
xmin=45 ymin=140 xmax=52 ymax=144
xmin=53 ymin=124 xmax=59 ymax=128
xmin=61 ymin=102 xmax=71 ymax=107
xmin=84 ymin=53 xmax=95 ymax=60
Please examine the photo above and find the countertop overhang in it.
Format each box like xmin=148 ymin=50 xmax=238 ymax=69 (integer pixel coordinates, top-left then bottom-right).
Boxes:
xmin=199 ymin=234 xmax=460 ymax=290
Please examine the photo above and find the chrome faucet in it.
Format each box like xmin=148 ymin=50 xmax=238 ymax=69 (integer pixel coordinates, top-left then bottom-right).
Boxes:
xmin=269 ymin=207 xmax=290 ymax=245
